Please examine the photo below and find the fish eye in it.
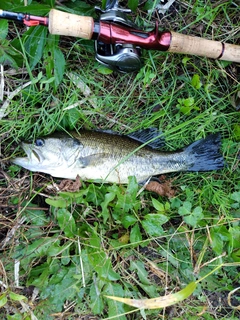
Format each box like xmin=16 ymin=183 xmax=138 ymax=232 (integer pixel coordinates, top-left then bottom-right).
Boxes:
xmin=73 ymin=138 xmax=81 ymax=146
xmin=35 ymin=138 xmax=45 ymax=147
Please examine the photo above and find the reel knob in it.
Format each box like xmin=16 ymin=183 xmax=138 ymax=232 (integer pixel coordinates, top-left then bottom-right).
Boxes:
xmin=95 ymin=42 xmax=142 ymax=73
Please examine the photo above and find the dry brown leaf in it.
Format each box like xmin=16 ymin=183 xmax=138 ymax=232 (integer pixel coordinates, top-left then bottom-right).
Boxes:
xmin=145 ymin=176 xmax=175 ymax=197
xmin=58 ymin=175 xmax=82 ymax=192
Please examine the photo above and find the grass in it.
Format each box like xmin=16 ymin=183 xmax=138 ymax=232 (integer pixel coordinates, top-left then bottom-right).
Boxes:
xmin=0 ymin=0 xmax=240 ymax=319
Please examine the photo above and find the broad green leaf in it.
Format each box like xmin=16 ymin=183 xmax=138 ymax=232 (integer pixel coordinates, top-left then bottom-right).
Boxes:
xmin=0 ymin=20 xmax=8 ymax=40
xmin=179 ymin=106 xmax=191 ymax=115
xmin=115 ymin=177 xmax=139 ymax=213
xmin=178 ymin=201 xmax=192 ymax=216
xmin=48 ymin=267 xmax=68 ymax=285
xmin=28 ymin=261 xmax=60 ymax=286
xmin=6 ymin=313 xmax=23 ymax=320
xmin=88 ymin=233 xmax=120 ymax=281
xmin=88 ymin=251 xmax=120 ymax=280
xmin=23 ymin=26 xmax=48 ymax=69
xmin=0 ymin=293 xmax=7 ymax=308
xmin=104 ymin=260 xmax=120 ymax=281
xmin=128 ymin=0 xmax=139 ymax=11
xmin=44 ymin=35 xmax=65 ymax=89
xmin=0 ymin=39 xmax=20 ymax=68
xmin=142 ymin=214 xmax=168 ymax=237
xmin=183 ymin=97 xmax=195 ymax=107
xmin=170 ymin=197 xmax=182 ymax=209
xmin=184 ymin=206 xmax=204 ymax=227
xmin=61 ymin=243 xmax=71 ymax=265
xmin=63 ymin=108 xmax=81 ymax=130
xmin=26 ymin=238 xmax=59 ymax=260
xmin=177 ymin=98 xmax=199 ymax=115
xmin=191 ymin=74 xmax=202 ymax=89
xmin=130 ymin=223 xmax=142 ymax=243
xmin=143 ymin=0 xmax=156 ymax=10
xmin=210 ymin=230 xmax=223 ymax=255
xmin=9 ymin=292 xmax=27 ymax=301
xmin=228 ymin=226 xmax=240 ymax=249
xmin=127 ymin=176 xmax=139 ymax=198
xmin=51 ymin=46 xmax=65 ymax=88
xmin=90 ymin=281 xmax=104 ymax=314
xmin=102 ymin=0 xmax=107 ymax=10
xmin=24 ymin=205 xmax=50 ymax=226
xmin=231 ymin=249 xmax=240 ymax=262
xmin=97 ymin=65 xmax=113 ymax=75
xmin=165 ymin=202 xmax=171 ymax=211
xmin=104 ymin=283 xmax=128 ymax=320
xmin=46 ymin=242 xmax=63 ymax=257
xmin=45 ymin=197 xmax=70 ymax=208
xmin=231 ymin=191 xmax=240 ymax=204
xmin=152 ymin=198 xmax=165 ymax=212
xmin=42 ymin=265 xmax=80 ymax=312
xmin=44 ymin=0 xmax=55 ymax=6
xmin=56 ymin=208 xmax=76 ymax=238
xmin=122 ymin=215 xmax=137 ymax=228
xmin=101 ymin=192 xmax=116 ymax=223
xmin=86 ymin=184 xmax=105 ymax=205
xmin=183 ymin=215 xmax=198 ymax=227
xmin=182 ymin=57 xmax=192 ymax=65
xmin=89 ymin=231 xmax=101 ymax=249
xmin=58 ymin=1 xmax=94 ymax=14
xmin=11 ymin=4 xmax=51 ymax=15
xmin=130 ymin=261 xmax=151 ymax=285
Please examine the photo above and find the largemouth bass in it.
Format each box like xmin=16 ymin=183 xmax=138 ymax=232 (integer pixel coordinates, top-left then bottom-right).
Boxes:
xmin=12 ymin=130 xmax=224 ymax=184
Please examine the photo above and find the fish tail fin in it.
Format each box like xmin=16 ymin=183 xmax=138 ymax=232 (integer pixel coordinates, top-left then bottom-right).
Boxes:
xmin=185 ymin=133 xmax=225 ymax=171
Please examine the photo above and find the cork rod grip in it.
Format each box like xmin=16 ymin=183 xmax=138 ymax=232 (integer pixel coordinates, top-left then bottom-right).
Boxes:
xmin=48 ymin=9 xmax=94 ymax=39
xmin=169 ymin=31 xmax=240 ymax=62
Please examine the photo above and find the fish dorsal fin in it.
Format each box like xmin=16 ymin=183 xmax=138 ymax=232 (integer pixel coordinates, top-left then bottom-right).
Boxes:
xmin=95 ymin=127 xmax=165 ymax=149
xmin=127 ymin=128 xmax=165 ymax=150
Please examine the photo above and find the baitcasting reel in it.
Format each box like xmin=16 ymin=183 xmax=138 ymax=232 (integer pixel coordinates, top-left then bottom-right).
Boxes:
xmin=95 ymin=5 xmax=142 ymax=73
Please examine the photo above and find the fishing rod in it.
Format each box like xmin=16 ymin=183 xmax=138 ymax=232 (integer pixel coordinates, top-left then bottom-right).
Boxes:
xmin=1 ymin=0 xmax=240 ymax=73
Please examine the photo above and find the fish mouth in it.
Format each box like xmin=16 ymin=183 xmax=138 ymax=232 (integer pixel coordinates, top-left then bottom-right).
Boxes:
xmin=31 ymin=149 xmax=41 ymax=162
xmin=22 ymin=143 xmax=44 ymax=163
xmin=12 ymin=143 xmax=44 ymax=167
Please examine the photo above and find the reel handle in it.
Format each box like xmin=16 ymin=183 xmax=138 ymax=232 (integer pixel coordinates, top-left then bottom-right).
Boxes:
xmin=169 ymin=32 xmax=240 ymax=62
xmin=48 ymin=9 xmax=94 ymax=39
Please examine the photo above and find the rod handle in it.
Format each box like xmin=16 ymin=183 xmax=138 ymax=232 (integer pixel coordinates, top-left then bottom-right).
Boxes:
xmin=48 ymin=9 xmax=94 ymax=39
xmin=169 ymin=31 xmax=240 ymax=63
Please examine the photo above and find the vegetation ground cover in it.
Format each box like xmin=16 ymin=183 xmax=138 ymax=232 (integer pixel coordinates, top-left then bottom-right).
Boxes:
xmin=0 ymin=0 xmax=239 ymax=319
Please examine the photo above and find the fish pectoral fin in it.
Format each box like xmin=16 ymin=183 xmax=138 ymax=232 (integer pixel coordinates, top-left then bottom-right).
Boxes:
xmin=78 ymin=153 xmax=110 ymax=167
